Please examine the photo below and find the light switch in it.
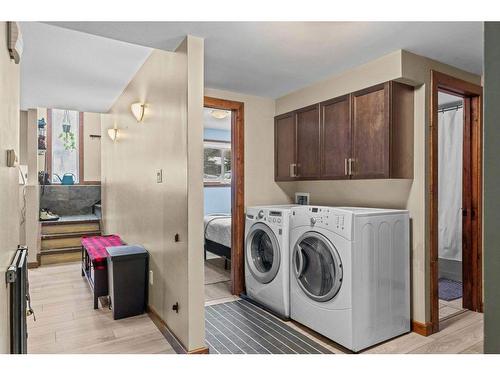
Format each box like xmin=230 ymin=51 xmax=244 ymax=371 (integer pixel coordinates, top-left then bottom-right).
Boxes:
xmin=156 ymin=169 xmax=163 ymax=183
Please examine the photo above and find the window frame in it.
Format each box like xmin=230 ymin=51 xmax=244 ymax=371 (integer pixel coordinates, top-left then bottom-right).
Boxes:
xmin=46 ymin=109 xmax=86 ymax=185
xmin=203 ymin=139 xmax=232 ymax=187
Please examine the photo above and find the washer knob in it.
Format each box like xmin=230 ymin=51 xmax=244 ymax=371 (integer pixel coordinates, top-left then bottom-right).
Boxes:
xmin=310 ymin=217 xmax=316 ymax=226
xmin=257 ymin=210 xmax=265 ymax=219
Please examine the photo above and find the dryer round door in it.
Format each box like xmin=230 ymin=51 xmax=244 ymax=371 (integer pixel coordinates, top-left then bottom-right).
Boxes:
xmin=293 ymin=231 xmax=343 ymax=302
xmin=246 ymin=222 xmax=281 ymax=284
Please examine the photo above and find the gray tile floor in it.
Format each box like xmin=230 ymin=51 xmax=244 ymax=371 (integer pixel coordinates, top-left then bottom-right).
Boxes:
xmin=205 ymin=299 xmax=333 ymax=354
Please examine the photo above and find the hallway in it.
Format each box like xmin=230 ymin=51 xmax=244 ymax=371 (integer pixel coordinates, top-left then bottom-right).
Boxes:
xmin=27 ymin=262 xmax=175 ymax=354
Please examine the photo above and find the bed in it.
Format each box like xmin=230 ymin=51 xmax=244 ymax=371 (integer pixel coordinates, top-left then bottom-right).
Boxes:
xmin=204 ymin=214 xmax=231 ymax=269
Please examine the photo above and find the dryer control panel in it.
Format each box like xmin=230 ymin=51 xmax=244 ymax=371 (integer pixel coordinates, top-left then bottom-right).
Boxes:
xmin=292 ymin=206 xmax=353 ymax=240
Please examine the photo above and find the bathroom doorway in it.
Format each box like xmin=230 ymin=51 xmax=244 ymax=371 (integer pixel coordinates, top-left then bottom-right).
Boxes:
xmin=430 ymin=71 xmax=483 ymax=334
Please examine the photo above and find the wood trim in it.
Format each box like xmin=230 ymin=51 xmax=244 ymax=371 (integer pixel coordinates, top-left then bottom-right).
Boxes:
xmin=411 ymin=320 xmax=433 ymax=336
xmin=46 ymin=108 xmax=52 ymax=178
xmin=204 ymin=182 xmax=231 ymax=188
xmin=27 ymin=261 xmax=39 ymax=269
xmin=78 ymin=112 xmax=84 ymax=184
xmin=147 ymin=305 xmax=189 ymax=354
xmin=188 ymin=347 xmax=210 ymax=354
xmin=429 ymin=70 xmax=483 ymax=334
xmin=80 ymin=181 xmax=101 ymax=185
xmin=204 ymin=96 xmax=245 ymax=296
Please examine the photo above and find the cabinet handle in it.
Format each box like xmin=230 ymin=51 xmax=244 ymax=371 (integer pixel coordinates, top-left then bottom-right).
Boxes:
xmin=344 ymin=158 xmax=348 ymax=176
xmin=348 ymin=158 xmax=354 ymax=176
xmin=289 ymin=163 xmax=297 ymax=178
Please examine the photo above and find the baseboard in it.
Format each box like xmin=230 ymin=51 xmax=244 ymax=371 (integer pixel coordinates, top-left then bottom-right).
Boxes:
xmin=188 ymin=346 xmax=210 ymax=354
xmin=147 ymin=305 xmax=209 ymax=354
xmin=411 ymin=320 xmax=433 ymax=336
xmin=27 ymin=261 xmax=39 ymax=269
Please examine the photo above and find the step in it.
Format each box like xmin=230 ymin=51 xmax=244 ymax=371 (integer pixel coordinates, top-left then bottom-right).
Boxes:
xmin=41 ymin=232 xmax=101 ymax=251
xmin=40 ymin=250 xmax=81 ymax=266
xmin=40 ymin=246 xmax=82 ymax=255
xmin=41 ymin=221 xmax=100 ymax=235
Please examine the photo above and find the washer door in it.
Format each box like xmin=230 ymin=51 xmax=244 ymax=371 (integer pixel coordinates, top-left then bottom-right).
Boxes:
xmin=246 ymin=222 xmax=281 ymax=284
xmin=293 ymin=231 xmax=343 ymax=302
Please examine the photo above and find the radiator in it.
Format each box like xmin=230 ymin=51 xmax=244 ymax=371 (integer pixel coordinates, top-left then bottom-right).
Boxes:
xmin=6 ymin=246 xmax=28 ymax=354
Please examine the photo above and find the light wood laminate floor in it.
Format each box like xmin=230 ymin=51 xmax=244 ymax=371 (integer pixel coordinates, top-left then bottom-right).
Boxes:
xmin=439 ymin=298 xmax=467 ymax=321
xmin=205 ymin=254 xmax=232 ymax=302
xmin=27 ymin=262 xmax=175 ymax=354
xmin=28 ymin=262 xmax=483 ymax=354
xmin=284 ymin=309 xmax=483 ymax=354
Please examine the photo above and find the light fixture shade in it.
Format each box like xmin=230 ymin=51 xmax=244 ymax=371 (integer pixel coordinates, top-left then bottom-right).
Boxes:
xmin=108 ymin=128 xmax=119 ymax=142
xmin=131 ymin=102 xmax=146 ymax=122
xmin=210 ymin=109 xmax=229 ymax=119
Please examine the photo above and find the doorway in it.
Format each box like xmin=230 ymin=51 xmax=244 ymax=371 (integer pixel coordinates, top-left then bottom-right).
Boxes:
xmin=203 ymin=97 xmax=244 ymax=302
xmin=430 ymin=71 xmax=483 ymax=333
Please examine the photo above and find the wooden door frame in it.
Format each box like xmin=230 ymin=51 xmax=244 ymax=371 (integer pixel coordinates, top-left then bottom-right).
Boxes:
xmin=204 ymin=96 xmax=245 ymax=295
xmin=429 ymin=70 xmax=483 ymax=334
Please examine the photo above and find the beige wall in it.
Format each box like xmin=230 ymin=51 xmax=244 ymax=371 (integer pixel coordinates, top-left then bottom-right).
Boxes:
xmin=83 ymin=112 xmax=101 ymax=182
xmin=204 ymin=88 xmax=294 ymax=207
xmin=274 ymin=49 xmax=481 ymax=324
xmin=101 ymin=36 xmax=205 ymax=351
xmin=0 ymin=21 xmax=21 ymax=353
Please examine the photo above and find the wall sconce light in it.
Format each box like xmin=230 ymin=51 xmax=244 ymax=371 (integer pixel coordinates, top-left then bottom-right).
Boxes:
xmin=131 ymin=102 xmax=146 ymax=122
xmin=107 ymin=128 xmax=119 ymax=142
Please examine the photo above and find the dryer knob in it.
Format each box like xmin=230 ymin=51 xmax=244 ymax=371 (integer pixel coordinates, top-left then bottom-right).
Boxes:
xmin=310 ymin=217 xmax=316 ymax=226
xmin=257 ymin=210 xmax=265 ymax=219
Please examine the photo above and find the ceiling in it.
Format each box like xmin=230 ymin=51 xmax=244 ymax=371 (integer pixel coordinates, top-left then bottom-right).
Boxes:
xmin=48 ymin=22 xmax=483 ymax=98
xmin=20 ymin=22 xmax=152 ymax=112
xmin=21 ymin=22 xmax=483 ymax=112
xmin=203 ymin=108 xmax=231 ymax=130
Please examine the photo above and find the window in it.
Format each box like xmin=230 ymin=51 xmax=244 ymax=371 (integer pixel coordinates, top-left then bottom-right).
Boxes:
xmin=204 ymin=141 xmax=231 ymax=185
xmin=50 ymin=109 xmax=80 ymax=184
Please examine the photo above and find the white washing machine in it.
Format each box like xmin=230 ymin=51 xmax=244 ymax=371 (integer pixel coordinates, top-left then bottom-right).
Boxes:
xmin=245 ymin=205 xmax=298 ymax=318
xmin=289 ymin=206 xmax=410 ymax=352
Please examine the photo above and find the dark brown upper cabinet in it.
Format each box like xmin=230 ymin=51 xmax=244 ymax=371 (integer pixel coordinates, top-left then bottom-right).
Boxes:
xmin=296 ymin=105 xmax=320 ymax=179
xmin=320 ymin=95 xmax=351 ymax=179
xmin=274 ymin=111 xmax=296 ymax=181
xmin=275 ymin=80 xmax=414 ymax=181
xmin=274 ymin=105 xmax=320 ymax=181
xmin=351 ymin=81 xmax=414 ymax=179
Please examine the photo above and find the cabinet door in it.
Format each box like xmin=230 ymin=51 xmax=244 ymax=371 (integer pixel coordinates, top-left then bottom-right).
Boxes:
xmin=351 ymin=83 xmax=390 ymax=179
xmin=296 ymin=105 xmax=320 ymax=179
xmin=275 ymin=112 xmax=296 ymax=181
xmin=320 ymin=95 xmax=351 ymax=179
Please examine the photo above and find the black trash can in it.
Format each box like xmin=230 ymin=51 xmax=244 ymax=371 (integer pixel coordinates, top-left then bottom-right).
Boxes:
xmin=106 ymin=245 xmax=149 ymax=320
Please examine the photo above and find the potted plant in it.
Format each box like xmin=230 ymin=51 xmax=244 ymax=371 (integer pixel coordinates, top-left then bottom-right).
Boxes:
xmin=58 ymin=110 xmax=76 ymax=151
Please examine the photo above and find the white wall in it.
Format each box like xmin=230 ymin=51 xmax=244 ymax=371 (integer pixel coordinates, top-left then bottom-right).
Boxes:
xmin=0 ymin=21 xmax=21 ymax=354
xmin=101 ymin=36 xmax=205 ymax=351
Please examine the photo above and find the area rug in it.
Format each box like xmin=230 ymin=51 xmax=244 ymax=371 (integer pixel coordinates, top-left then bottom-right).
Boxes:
xmin=205 ymin=299 xmax=333 ymax=354
xmin=438 ymin=278 xmax=463 ymax=301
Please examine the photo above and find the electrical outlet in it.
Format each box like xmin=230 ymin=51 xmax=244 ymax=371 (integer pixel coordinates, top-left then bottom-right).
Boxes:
xmin=156 ymin=169 xmax=163 ymax=183
xmin=149 ymin=270 xmax=154 ymax=285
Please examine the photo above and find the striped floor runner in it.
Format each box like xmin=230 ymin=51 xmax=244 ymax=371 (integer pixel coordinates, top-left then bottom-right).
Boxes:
xmin=205 ymin=299 xmax=332 ymax=354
